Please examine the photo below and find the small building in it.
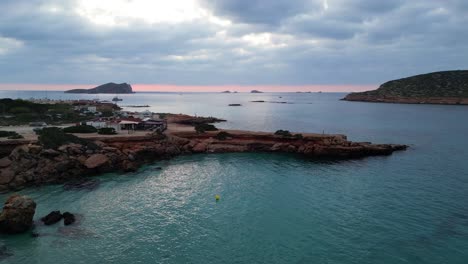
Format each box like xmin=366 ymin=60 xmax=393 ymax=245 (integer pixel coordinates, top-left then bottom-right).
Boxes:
xmin=139 ymin=118 xmax=167 ymax=131
xmin=119 ymin=120 xmax=140 ymax=131
xmin=86 ymin=121 xmax=107 ymax=129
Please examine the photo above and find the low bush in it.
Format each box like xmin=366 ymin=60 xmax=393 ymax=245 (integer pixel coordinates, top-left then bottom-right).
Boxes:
xmin=7 ymin=134 xmax=24 ymax=139
xmin=195 ymin=123 xmax=218 ymax=134
xmin=215 ymin=131 xmax=232 ymax=140
xmin=0 ymin=131 xmax=23 ymax=139
xmin=37 ymin=127 xmax=99 ymax=150
xmin=0 ymin=131 xmax=17 ymax=137
xmin=98 ymin=127 xmax=117 ymax=135
xmin=63 ymin=125 xmax=97 ymax=134
xmin=293 ymin=134 xmax=303 ymax=139
xmin=274 ymin=130 xmax=292 ymax=137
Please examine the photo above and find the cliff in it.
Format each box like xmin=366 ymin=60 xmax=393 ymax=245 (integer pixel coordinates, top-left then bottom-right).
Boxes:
xmin=343 ymin=70 xmax=468 ymax=105
xmin=0 ymin=130 xmax=407 ymax=192
xmin=65 ymin=83 xmax=134 ymax=94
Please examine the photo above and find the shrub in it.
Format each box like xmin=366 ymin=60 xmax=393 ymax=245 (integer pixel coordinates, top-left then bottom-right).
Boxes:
xmin=0 ymin=131 xmax=17 ymax=137
xmin=0 ymin=131 xmax=23 ymax=139
xmin=98 ymin=127 xmax=117 ymax=135
xmin=195 ymin=123 xmax=218 ymax=134
xmin=215 ymin=131 xmax=232 ymax=140
xmin=7 ymin=134 xmax=24 ymax=139
xmin=37 ymin=127 xmax=99 ymax=150
xmin=100 ymin=110 xmax=113 ymax=117
xmin=63 ymin=125 xmax=97 ymax=134
xmin=274 ymin=130 xmax=292 ymax=137
xmin=293 ymin=134 xmax=303 ymax=139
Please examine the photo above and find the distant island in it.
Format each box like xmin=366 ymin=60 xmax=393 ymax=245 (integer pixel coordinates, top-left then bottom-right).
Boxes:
xmin=251 ymin=90 xmax=263 ymax=93
xmin=221 ymin=90 xmax=231 ymax=93
xmin=65 ymin=83 xmax=134 ymax=94
xmin=343 ymin=70 xmax=468 ymax=105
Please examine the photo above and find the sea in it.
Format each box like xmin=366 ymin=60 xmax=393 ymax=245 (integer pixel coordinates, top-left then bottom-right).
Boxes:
xmin=1 ymin=90 xmax=468 ymax=264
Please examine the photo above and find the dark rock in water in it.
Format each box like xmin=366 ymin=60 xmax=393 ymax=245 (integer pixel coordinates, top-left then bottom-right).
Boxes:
xmin=154 ymin=167 xmax=163 ymax=170
xmin=41 ymin=211 xmax=62 ymax=225
xmin=0 ymin=244 xmax=13 ymax=260
xmin=31 ymin=231 xmax=40 ymax=237
xmin=228 ymin=104 xmax=242 ymax=106
xmin=63 ymin=179 xmax=100 ymax=191
xmin=0 ymin=194 xmax=36 ymax=234
xmin=62 ymin=212 xmax=76 ymax=226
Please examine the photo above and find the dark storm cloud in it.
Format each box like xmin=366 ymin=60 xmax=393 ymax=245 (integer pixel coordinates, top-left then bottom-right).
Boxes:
xmin=0 ymin=0 xmax=467 ymax=86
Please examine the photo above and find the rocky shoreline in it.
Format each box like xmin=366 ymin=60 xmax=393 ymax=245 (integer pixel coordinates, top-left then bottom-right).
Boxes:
xmin=342 ymin=94 xmax=468 ymax=105
xmin=0 ymin=129 xmax=407 ymax=192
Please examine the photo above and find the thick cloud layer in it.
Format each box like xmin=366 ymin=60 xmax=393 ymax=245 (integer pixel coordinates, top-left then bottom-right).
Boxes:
xmin=0 ymin=0 xmax=467 ymax=86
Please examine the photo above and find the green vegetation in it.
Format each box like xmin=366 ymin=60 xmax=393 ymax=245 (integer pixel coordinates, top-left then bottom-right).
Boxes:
xmin=0 ymin=131 xmax=23 ymax=139
xmin=274 ymin=130 xmax=292 ymax=137
xmin=347 ymin=70 xmax=468 ymax=98
xmin=195 ymin=123 xmax=218 ymax=134
xmin=36 ymin=127 xmax=98 ymax=150
xmin=293 ymin=133 xmax=303 ymax=139
xmin=215 ymin=131 xmax=232 ymax=140
xmin=274 ymin=130 xmax=304 ymax=139
xmin=98 ymin=127 xmax=117 ymax=135
xmin=63 ymin=125 xmax=97 ymax=134
xmin=0 ymin=99 xmax=89 ymax=125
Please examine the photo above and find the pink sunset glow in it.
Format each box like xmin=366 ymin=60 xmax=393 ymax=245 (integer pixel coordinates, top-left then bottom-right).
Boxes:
xmin=0 ymin=84 xmax=377 ymax=93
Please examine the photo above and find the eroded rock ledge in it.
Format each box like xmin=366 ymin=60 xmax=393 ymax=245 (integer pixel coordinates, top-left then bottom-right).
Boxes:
xmin=0 ymin=130 xmax=407 ymax=192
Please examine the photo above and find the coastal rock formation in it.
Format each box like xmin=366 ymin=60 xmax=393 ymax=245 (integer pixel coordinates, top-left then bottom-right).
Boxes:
xmin=0 ymin=195 xmax=36 ymax=234
xmin=343 ymin=70 xmax=468 ymax=105
xmin=41 ymin=211 xmax=63 ymax=225
xmin=0 ymin=129 xmax=407 ymax=192
xmin=63 ymin=212 xmax=76 ymax=225
xmin=65 ymin=82 xmax=133 ymax=94
xmin=84 ymin=154 xmax=109 ymax=169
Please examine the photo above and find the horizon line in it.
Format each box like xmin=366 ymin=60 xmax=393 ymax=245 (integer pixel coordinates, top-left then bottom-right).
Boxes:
xmin=0 ymin=84 xmax=378 ymax=93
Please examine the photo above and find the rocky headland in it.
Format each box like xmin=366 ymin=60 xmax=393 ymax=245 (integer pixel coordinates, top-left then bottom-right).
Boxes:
xmin=343 ymin=70 xmax=468 ymax=105
xmin=65 ymin=82 xmax=134 ymax=94
xmin=0 ymin=125 xmax=407 ymax=192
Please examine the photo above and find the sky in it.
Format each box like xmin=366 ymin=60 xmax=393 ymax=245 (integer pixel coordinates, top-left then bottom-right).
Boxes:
xmin=0 ymin=0 xmax=467 ymax=92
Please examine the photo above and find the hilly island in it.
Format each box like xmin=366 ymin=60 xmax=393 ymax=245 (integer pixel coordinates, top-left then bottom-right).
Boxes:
xmin=343 ymin=70 xmax=468 ymax=105
xmin=65 ymin=82 xmax=134 ymax=94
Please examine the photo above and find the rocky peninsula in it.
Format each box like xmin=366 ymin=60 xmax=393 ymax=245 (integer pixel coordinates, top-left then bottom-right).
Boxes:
xmin=343 ymin=70 xmax=468 ymax=105
xmin=0 ymin=118 xmax=407 ymax=192
xmin=65 ymin=82 xmax=134 ymax=94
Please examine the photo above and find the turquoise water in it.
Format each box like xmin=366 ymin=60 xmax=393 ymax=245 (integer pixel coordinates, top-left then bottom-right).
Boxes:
xmin=1 ymin=91 xmax=468 ymax=263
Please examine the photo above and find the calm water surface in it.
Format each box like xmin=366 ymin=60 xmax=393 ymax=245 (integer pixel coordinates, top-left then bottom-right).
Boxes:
xmin=1 ymin=91 xmax=468 ymax=263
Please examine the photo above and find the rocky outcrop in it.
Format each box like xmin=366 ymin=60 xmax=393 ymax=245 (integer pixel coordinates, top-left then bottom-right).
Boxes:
xmin=63 ymin=212 xmax=75 ymax=225
xmin=84 ymin=154 xmax=109 ymax=169
xmin=41 ymin=211 xmax=63 ymax=225
xmin=0 ymin=195 xmax=36 ymax=234
xmin=343 ymin=70 xmax=468 ymax=105
xmin=0 ymin=130 xmax=407 ymax=192
xmin=65 ymin=82 xmax=133 ymax=94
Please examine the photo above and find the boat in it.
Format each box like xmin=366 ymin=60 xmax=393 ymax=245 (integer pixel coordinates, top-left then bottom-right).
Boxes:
xmin=112 ymin=96 xmax=123 ymax=102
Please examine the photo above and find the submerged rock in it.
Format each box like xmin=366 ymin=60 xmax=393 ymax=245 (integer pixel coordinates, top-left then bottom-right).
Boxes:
xmin=0 ymin=244 xmax=13 ymax=260
xmin=41 ymin=211 xmax=62 ymax=225
xmin=63 ymin=179 xmax=100 ymax=191
xmin=0 ymin=194 xmax=36 ymax=234
xmin=63 ymin=212 xmax=76 ymax=225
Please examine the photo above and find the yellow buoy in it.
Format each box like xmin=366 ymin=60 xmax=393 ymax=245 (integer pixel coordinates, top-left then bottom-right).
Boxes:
xmin=215 ymin=194 xmax=220 ymax=201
